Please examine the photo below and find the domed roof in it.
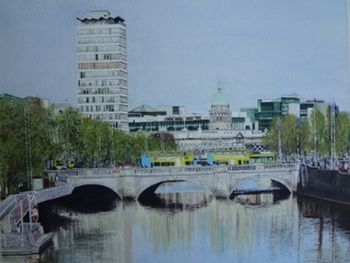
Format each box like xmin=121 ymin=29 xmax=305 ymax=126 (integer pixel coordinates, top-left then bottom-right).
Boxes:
xmin=211 ymin=88 xmax=229 ymax=105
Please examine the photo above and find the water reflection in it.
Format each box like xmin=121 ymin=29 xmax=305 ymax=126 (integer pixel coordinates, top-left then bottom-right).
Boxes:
xmin=2 ymin=191 xmax=350 ymax=262
xmin=37 ymin=198 xmax=300 ymax=262
xmin=53 ymin=196 xmax=350 ymax=262
xmin=234 ymin=193 xmax=275 ymax=206
xmin=139 ymin=181 xmax=213 ymax=210
xmin=297 ymin=197 xmax=350 ymax=262
xmin=233 ymin=191 xmax=290 ymax=206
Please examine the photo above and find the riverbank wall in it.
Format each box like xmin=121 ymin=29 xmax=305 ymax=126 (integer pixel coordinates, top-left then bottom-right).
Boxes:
xmin=299 ymin=165 xmax=350 ymax=205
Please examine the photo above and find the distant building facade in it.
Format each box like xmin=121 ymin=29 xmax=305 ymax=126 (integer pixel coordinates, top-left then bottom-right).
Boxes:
xmin=174 ymin=129 xmax=264 ymax=151
xmin=76 ymin=10 xmax=128 ymax=130
xmin=209 ymin=88 xmax=232 ymax=130
xmin=300 ymin=99 xmax=329 ymax=122
xmin=128 ymin=105 xmax=209 ymax=132
xmin=128 ymin=88 xmax=263 ymax=150
xmin=254 ymin=94 xmax=335 ymax=131
xmin=256 ymin=94 xmax=301 ymax=131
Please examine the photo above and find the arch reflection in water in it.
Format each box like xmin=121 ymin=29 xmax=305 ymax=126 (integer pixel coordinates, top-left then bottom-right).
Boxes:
xmin=138 ymin=181 xmax=213 ymax=209
xmin=233 ymin=191 xmax=290 ymax=206
xmin=230 ymin=176 xmax=291 ymax=200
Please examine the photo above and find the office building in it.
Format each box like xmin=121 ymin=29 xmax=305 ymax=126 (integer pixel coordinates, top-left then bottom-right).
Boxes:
xmin=76 ymin=10 xmax=128 ymax=130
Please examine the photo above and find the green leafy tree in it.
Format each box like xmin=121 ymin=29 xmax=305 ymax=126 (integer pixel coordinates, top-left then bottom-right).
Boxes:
xmin=298 ymin=121 xmax=311 ymax=154
xmin=151 ymin=132 xmax=177 ymax=151
xmin=0 ymin=97 xmax=57 ymax=196
xmin=0 ymin=99 xmax=26 ymax=195
xmin=262 ymin=118 xmax=278 ymax=152
xmin=281 ymin=115 xmax=297 ymax=156
xmin=263 ymin=115 xmax=311 ymax=157
xmin=310 ymin=109 xmax=328 ymax=156
xmin=56 ymin=107 xmax=84 ymax=166
xmin=335 ymin=112 xmax=350 ymax=156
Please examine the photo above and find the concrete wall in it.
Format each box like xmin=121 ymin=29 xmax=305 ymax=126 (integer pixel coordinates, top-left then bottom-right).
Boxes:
xmin=299 ymin=165 xmax=350 ymax=205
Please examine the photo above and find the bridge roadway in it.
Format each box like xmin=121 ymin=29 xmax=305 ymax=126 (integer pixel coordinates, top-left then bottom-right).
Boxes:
xmin=48 ymin=163 xmax=300 ymax=200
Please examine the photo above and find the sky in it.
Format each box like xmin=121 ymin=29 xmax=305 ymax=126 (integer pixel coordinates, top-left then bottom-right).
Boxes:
xmin=0 ymin=0 xmax=349 ymax=113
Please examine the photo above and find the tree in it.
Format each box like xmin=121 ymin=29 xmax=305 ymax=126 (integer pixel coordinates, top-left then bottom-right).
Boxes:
xmin=335 ymin=112 xmax=350 ymax=156
xmin=263 ymin=114 xmax=311 ymax=158
xmin=151 ymin=132 xmax=177 ymax=151
xmin=0 ymin=96 xmax=180 ymax=197
xmin=310 ymin=109 xmax=328 ymax=156
xmin=0 ymin=99 xmax=26 ymax=195
xmin=298 ymin=121 xmax=311 ymax=154
xmin=0 ymin=97 xmax=57 ymax=196
xmin=262 ymin=118 xmax=278 ymax=152
xmin=56 ymin=107 xmax=83 ymax=166
xmin=280 ymin=115 xmax=298 ymax=156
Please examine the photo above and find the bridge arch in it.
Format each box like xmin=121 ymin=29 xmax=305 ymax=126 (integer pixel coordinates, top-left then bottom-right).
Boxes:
xmin=72 ymin=183 xmax=122 ymax=200
xmin=269 ymin=178 xmax=293 ymax=194
xmin=229 ymin=175 xmax=293 ymax=197
xmin=136 ymin=178 xmax=213 ymax=201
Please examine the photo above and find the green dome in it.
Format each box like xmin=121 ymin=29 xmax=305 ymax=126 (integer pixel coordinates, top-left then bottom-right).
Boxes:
xmin=211 ymin=88 xmax=229 ymax=105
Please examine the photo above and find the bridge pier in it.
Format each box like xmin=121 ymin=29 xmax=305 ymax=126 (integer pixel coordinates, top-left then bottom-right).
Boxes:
xmin=208 ymin=171 xmax=231 ymax=199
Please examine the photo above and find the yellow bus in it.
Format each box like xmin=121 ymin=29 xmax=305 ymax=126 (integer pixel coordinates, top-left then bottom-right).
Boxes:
xmin=140 ymin=149 xmax=275 ymax=168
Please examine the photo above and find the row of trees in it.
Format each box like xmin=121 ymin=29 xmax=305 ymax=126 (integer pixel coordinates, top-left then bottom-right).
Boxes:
xmin=0 ymin=97 xmax=176 ymax=197
xmin=263 ymin=109 xmax=350 ymax=158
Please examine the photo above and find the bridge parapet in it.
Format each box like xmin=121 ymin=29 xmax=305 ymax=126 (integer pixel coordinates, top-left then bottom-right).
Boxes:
xmin=47 ymin=163 xmax=299 ymax=178
xmin=47 ymin=168 xmax=117 ymax=177
xmin=34 ymin=185 xmax=73 ymax=203
xmin=127 ymin=166 xmax=227 ymax=176
xmin=47 ymin=166 xmax=227 ymax=178
xmin=43 ymin=163 xmax=300 ymax=200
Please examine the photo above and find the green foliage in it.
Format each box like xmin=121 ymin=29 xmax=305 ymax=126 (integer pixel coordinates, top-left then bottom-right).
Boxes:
xmin=0 ymin=98 xmax=178 ymax=196
xmin=263 ymin=115 xmax=304 ymax=155
xmin=310 ymin=109 xmax=328 ymax=156
xmin=281 ymin=115 xmax=297 ymax=155
xmin=264 ymin=110 xmax=350 ymax=158
xmin=298 ymin=121 xmax=311 ymax=154
xmin=0 ymin=98 xmax=55 ymax=196
xmin=335 ymin=112 xmax=350 ymax=156
xmin=264 ymin=114 xmax=311 ymax=157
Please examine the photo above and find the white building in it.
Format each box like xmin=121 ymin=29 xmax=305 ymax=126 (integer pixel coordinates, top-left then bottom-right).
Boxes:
xmin=209 ymin=88 xmax=232 ymax=130
xmin=128 ymin=88 xmax=264 ymax=150
xmin=76 ymin=10 xmax=128 ymax=130
xmin=173 ymin=129 xmax=264 ymax=151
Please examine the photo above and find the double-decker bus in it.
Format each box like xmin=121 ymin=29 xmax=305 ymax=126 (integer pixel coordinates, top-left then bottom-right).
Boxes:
xmin=140 ymin=149 xmax=275 ymax=168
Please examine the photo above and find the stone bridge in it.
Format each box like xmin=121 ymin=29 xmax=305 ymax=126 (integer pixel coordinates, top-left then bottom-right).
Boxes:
xmin=0 ymin=164 xmax=299 ymax=255
xmin=48 ymin=164 xmax=300 ymax=200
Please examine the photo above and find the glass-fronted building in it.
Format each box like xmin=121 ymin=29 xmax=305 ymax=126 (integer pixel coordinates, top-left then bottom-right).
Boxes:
xmin=254 ymin=94 xmax=336 ymax=131
xmin=76 ymin=10 xmax=128 ymax=130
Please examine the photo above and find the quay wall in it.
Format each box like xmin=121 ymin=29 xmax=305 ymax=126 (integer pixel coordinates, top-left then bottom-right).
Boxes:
xmin=299 ymin=165 xmax=350 ymax=205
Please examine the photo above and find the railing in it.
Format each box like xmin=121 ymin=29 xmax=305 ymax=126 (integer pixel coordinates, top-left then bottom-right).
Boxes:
xmin=45 ymin=163 xmax=300 ymax=178
xmin=127 ymin=165 xmax=227 ymax=176
xmin=263 ymin=163 xmax=298 ymax=169
xmin=9 ymin=194 xmax=35 ymax=232
xmin=34 ymin=184 xmax=73 ymax=204
xmin=0 ymin=195 xmax=17 ymax=220
xmin=0 ymin=185 xmax=74 ymax=224
xmin=228 ymin=165 xmax=257 ymax=171
xmin=46 ymin=168 xmax=117 ymax=177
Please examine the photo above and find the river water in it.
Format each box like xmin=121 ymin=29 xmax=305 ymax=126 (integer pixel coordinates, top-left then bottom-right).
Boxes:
xmin=3 ymin=183 xmax=350 ymax=263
